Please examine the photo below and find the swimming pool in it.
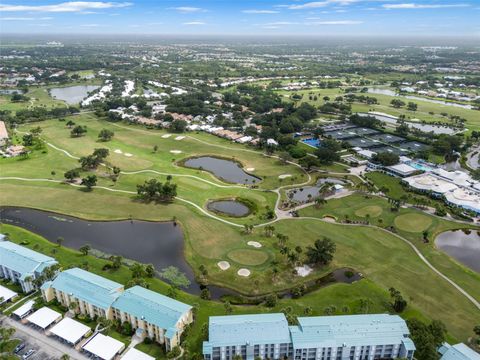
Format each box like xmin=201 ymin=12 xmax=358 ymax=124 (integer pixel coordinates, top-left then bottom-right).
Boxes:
xmin=407 ymin=160 xmax=435 ymax=172
xmin=302 ymin=138 xmax=321 ymax=148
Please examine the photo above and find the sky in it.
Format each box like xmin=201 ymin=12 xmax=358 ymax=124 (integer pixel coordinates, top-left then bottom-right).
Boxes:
xmin=0 ymin=0 xmax=479 ymax=37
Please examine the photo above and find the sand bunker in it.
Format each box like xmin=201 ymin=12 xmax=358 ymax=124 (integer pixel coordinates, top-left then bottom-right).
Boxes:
xmin=322 ymin=216 xmax=336 ymax=223
xmin=278 ymin=174 xmax=292 ymax=179
xmin=162 ymin=134 xmax=172 ymax=138
xmin=124 ymin=153 xmax=133 ymax=157
xmin=175 ymin=136 xmax=185 ymax=141
xmin=246 ymin=167 xmax=255 ymax=172
xmin=247 ymin=241 xmax=262 ymax=248
xmin=237 ymin=268 xmax=251 ymax=277
xmin=170 ymin=150 xmax=182 ymax=154
xmin=114 ymin=149 xmax=123 ymax=154
xmin=295 ymin=264 xmax=313 ymax=277
xmin=217 ymin=261 xmax=230 ymax=271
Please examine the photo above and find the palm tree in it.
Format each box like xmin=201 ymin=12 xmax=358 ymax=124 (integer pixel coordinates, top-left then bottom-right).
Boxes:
xmin=79 ymin=244 xmax=91 ymax=256
xmin=56 ymin=236 xmax=64 ymax=247
xmin=306 ymin=237 xmax=336 ymax=266
xmin=264 ymin=225 xmax=275 ymax=237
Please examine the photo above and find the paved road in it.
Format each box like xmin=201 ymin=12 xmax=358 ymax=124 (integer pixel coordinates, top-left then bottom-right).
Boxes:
xmin=467 ymin=145 xmax=479 ymax=170
xmin=2 ymin=317 xmax=89 ymax=360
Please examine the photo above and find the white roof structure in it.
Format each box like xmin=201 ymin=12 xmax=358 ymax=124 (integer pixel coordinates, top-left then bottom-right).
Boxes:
xmin=50 ymin=318 xmax=91 ymax=345
xmin=82 ymin=333 xmax=125 ymax=360
xmin=444 ymin=188 xmax=480 ymax=214
xmin=386 ymin=163 xmax=418 ymax=177
xmin=27 ymin=307 xmax=61 ymax=329
xmin=121 ymin=348 xmax=155 ymax=360
xmin=0 ymin=285 xmax=17 ymax=304
xmin=12 ymin=300 xmax=35 ymax=318
xmin=356 ymin=149 xmax=377 ymax=159
xmin=403 ymin=174 xmax=457 ymax=194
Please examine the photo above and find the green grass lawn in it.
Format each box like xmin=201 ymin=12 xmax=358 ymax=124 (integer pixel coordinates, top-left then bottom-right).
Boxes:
xmin=1 ymin=113 xmax=480 ymax=343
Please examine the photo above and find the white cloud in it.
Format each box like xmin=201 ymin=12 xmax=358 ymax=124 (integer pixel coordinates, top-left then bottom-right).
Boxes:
xmin=1 ymin=16 xmax=52 ymax=20
xmin=0 ymin=2 xmax=132 ymax=12
xmin=80 ymin=23 xmax=104 ymax=27
xmin=171 ymin=6 xmax=206 ymax=13
xmin=183 ymin=21 xmax=206 ymax=25
xmin=382 ymin=3 xmax=470 ymax=9
xmin=264 ymin=21 xmax=299 ymax=25
xmin=307 ymin=20 xmax=363 ymax=24
xmin=287 ymin=0 xmax=362 ymax=9
xmin=242 ymin=9 xmax=280 ymax=14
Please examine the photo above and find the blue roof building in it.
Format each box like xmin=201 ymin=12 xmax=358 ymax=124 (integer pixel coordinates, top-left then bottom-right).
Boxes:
xmin=438 ymin=343 xmax=480 ymax=360
xmin=112 ymin=286 xmax=192 ymax=350
xmin=0 ymin=240 xmax=58 ymax=293
xmin=42 ymin=267 xmax=123 ymax=319
xmin=203 ymin=313 xmax=292 ymax=360
xmin=203 ymin=313 xmax=415 ymax=360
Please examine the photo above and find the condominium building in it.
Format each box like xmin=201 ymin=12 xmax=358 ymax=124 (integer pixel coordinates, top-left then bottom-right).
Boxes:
xmin=41 ymin=267 xmax=193 ymax=351
xmin=41 ymin=267 xmax=124 ymax=319
xmin=111 ymin=286 xmax=192 ymax=351
xmin=203 ymin=314 xmax=416 ymax=360
xmin=438 ymin=343 xmax=480 ymax=360
xmin=203 ymin=314 xmax=293 ymax=360
xmin=0 ymin=239 xmax=58 ymax=293
xmin=290 ymin=314 xmax=416 ymax=360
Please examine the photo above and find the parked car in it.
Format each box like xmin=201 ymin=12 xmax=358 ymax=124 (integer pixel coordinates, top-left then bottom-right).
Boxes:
xmin=14 ymin=343 xmax=25 ymax=354
xmin=22 ymin=349 xmax=35 ymax=359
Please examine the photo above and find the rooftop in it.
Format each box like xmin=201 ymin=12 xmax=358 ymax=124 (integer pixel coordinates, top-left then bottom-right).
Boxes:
xmin=112 ymin=285 xmax=191 ymax=333
xmin=0 ymin=240 xmax=58 ymax=279
xmin=82 ymin=333 xmax=124 ymax=360
xmin=45 ymin=268 xmax=123 ymax=309
xmin=438 ymin=343 xmax=480 ymax=360
xmin=203 ymin=313 xmax=291 ymax=352
xmin=290 ymin=314 xmax=414 ymax=349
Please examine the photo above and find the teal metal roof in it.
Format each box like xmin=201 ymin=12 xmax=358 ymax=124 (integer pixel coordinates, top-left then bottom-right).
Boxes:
xmin=439 ymin=343 xmax=480 ymax=360
xmin=203 ymin=313 xmax=291 ymax=352
xmin=47 ymin=268 xmax=123 ymax=309
xmin=112 ymin=286 xmax=191 ymax=333
xmin=290 ymin=314 xmax=415 ymax=349
xmin=0 ymin=241 xmax=57 ymax=278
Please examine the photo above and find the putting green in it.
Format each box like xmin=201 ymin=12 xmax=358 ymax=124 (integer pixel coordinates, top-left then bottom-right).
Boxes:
xmin=394 ymin=213 xmax=432 ymax=233
xmin=227 ymin=249 xmax=269 ymax=266
xmin=354 ymin=205 xmax=383 ymax=218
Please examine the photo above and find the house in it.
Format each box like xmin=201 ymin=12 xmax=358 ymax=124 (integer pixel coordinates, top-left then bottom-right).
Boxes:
xmin=438 ymin=343 xmax=480 ymax=360
xmin=0 ymin=121 xmax=8 ymax=146
xmin=203 ymin=313 xmax=415 ymax=360
xmin=41 ymin=267 xmax=124 ymax=319
xmin=111 ymin=286 xmax=193 ymax=351
xmin=0 ymin=240 xmax=58 ymax=293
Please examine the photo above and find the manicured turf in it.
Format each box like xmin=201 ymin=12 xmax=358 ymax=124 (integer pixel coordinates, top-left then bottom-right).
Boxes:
xmin=394 ymin=213 xmax=432 ymax=232
xmin=227 ymin=249 xmax=270 ymax=266
xmin=2 ymin=113 xmax=480 ymax=342
xmin=354 ymin=205 xmax=383 ymax=218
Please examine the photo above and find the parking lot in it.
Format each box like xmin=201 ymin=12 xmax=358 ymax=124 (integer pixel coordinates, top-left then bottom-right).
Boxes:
xmin=2 ymin=317 xmax=89 ymax=360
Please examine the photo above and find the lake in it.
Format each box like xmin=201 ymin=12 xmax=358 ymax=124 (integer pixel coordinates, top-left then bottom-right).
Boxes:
xmin=183 ymin=156 xmax=260 ymax=184
xmin=359 ymin=112 xmax=456 ymax=135
xmin=50 ymin=85 xmax=100 ymax=105
xmin=436 ymin=229 xmax=480 ymax=272
xmin=367 ymin=88 xmax=473 ymax=110
xmin=0 ymin=206 xmax=202 ymax=292
xmin=288 ymin=178 xmax=345 ymax=202
xmin=207 ymin=200 xmax=251 ymax=217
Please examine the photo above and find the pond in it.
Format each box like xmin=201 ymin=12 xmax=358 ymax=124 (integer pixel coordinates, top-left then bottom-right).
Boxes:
xmin=367 ymin=88 xmax=473 ymax=110
xmin=288 ymin=178 xmax=345 ymax=202
xmin=435 ymin=229 xmax=480 ymax=272
xmin=50 ymin=85 xmax=100 ymax=105
xmin=183 ymin=156 xmax=260 ymax=184
xmin=207 ymin=200 xmax=251 ymax=217
xmin=0 ymin=207 xmax=205 ymax=292
xmin=0 ymin=89 xmax=25 ymax=95
xmin=359 ymin=112 xmax=456 ymax=135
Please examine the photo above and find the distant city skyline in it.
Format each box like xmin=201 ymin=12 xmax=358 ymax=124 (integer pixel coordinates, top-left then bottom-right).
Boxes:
xmin=0 ymin=0 xmax=479 ymax=37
